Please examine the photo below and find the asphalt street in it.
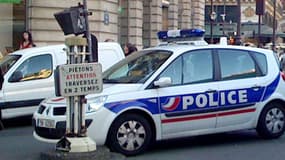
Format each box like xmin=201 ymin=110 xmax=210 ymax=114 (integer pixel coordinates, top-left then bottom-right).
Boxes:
xmin=0 ymin=116 xmax=54 ymax=160
xmin=1 ymin=117 xmax=285 ymax=160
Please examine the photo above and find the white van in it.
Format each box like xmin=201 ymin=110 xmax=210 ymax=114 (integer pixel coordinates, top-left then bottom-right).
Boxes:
xmin=0 ymin=42 xmax=124 ymax=120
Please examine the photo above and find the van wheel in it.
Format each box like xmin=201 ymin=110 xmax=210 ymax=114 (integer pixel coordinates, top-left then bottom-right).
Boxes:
xmin=107 ymin=113 xmax=152 ymax=156
xmin=257 ymin=102 xmax=285 ymax=139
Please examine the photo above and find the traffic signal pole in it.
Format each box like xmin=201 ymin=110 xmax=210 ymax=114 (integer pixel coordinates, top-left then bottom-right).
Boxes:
xmin=56 ymin=37 xmax=97 ymax=153
xmin=53 ymin=0 xmax=101 ymax=154
xmin=83 ymin=0 xmax=95 ymax=63
xmin=40 ymin=1 xmax=121 ymax=159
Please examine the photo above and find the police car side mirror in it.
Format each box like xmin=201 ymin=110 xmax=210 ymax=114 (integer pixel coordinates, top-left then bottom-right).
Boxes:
xmin=154 ymin=77 xmax=172 ymax=87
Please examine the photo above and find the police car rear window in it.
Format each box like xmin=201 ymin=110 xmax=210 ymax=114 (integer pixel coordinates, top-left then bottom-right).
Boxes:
xmin=252 ymin=51 xmax=267 ymax=76
xmin=218 ymin=50 xmax=262 ymax=80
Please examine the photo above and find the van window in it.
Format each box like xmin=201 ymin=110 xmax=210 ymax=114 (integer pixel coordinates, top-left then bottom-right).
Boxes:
xmin=9 ymin=54 xmax=52 ymax=82
xmin=218 ymin=49 xmax=257 ymax=80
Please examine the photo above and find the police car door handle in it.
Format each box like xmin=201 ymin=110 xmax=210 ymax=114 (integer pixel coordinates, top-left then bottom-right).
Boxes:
xmin=251 ymin=85 xmax=261 ymax=91
xmin=206 ymin=89 xmax=218 ymax=93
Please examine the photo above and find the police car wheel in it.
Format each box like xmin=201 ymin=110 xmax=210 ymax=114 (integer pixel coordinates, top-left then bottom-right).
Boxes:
xmin=257 ymin=103 xmax=285 ymax=139
xmin=107 ymin=113 xmax=152 ymax=156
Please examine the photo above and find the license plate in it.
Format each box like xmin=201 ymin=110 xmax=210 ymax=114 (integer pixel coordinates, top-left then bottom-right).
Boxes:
xmin=37 ymin=119 xmax=55 ymax=128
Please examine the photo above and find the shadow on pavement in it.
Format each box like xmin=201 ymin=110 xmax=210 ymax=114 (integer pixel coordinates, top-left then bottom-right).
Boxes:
xmin=1 ymin=115 xmax=32 ymax=129
xmin=149 ymin=130 xmax=261 ymax=152
xmin=0 ymin=120 xmax=3 ymax=130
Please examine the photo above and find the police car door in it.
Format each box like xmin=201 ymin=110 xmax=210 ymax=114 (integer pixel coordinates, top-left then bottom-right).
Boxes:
xmin=215 ymin=49 xmax=266 ymax=128
xmin=157 ymin=49 xmax=219 ymax=139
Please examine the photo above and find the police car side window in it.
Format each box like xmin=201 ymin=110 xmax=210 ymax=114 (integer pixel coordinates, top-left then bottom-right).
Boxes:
xmin=159 ymin=57 xmax=182 ymax=85
xmin=9 ymin=54 xmax=52 ymax=82
xmin=182 ymin=50 xmax=213 ymax=84
xmin=218 ymin=50 xmax=256 ymax=80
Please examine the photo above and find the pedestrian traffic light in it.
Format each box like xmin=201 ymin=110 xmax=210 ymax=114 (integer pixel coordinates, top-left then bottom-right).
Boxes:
xmin=54 ymin=6 xmax=86 ymax=36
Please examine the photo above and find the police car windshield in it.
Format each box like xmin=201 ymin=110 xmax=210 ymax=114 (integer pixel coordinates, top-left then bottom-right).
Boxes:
xmin=0 ymin=55 xmax=21 ymax=75
xmin=103 ymin=50 xmax=172 ymax=83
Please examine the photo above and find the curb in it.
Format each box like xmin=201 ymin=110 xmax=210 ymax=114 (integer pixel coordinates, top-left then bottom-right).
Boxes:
xmin=40 ymin=146 xmax=126 ymax=160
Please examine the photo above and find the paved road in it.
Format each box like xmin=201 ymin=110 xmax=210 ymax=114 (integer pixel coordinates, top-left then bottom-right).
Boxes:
xmin=0 ymin=116 xmax=54 ymax=160
xmin=129 ymin=131 xmax=285 ymax=160
xmin=1 ymin=117 xmax=285 ymax=160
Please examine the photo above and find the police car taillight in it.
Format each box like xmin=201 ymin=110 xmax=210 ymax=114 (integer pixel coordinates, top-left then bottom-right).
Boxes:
xmin=281 ymin=71 xmax=285 ymax=81
xmin=157 ymin=29 xmax=208 ymax=46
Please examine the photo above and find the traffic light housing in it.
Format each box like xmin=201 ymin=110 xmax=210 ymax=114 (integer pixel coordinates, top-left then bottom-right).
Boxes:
xmin=256 ymin=0 xmax=265 ymax=15
xmin=54 ymin=6 xmax=86 ymax=36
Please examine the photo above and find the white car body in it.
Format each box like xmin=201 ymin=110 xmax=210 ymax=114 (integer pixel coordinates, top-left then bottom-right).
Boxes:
xmin=33 ymin=31 xmax=285 ymax=155
xmin=0 ymin=42 xmax=124 ymax=120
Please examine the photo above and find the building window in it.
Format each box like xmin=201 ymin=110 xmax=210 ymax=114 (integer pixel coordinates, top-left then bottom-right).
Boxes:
xmin=162 ymin=1 xmax=169 ymax=30
xmin=0 ymin=0 xmax=26 ymax=55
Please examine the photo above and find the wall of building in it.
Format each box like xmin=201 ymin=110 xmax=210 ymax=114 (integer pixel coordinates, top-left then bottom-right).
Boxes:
xmin=191 ymin=1 xmax=204 ymax=28
xmin=143 ymin=0 xmax=162 ymax=48
xmin=27 ymin=0 xmax=205 ymax=48
xmin=0 ymin=4 xmax=13 ymax=53
xmin=28 ymin=0 xmax=119 ymax=46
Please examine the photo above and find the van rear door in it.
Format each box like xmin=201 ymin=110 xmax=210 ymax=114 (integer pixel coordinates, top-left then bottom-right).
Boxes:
xmin=98 ymin=42 xmax=125 ymax=71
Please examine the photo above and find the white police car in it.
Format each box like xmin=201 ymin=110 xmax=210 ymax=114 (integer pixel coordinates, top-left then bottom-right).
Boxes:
xmin=33 ymin=29 xmax=285 ymax=156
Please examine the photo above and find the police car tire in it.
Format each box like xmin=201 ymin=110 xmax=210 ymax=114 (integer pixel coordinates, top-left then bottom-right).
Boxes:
xmin=257 ymin=102 xmax=285 ymax=139
xmin=107 ymin=113 xmax=152 ymax=156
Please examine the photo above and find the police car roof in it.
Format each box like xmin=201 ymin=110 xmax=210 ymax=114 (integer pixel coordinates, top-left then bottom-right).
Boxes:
xmin=148 ymin=43 xmax=274 ymax=56
xmin=154 ymin=29 xmax=274 ymax=56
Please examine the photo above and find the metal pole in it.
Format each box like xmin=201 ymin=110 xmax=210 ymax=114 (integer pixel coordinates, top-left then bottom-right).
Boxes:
xmin=272 ymin=0 xmax=276 ymax=51
xmin=210 ymin=0 xmax=213 ymax=44
xmin=258 ymin=15 xmax=261 ymax=48
xmin=222 ymin=0 xmax=226 ymax=36
xmin=83 ymin=0 xmax=93 ymax=62
xmin=236 ymin=0 xmax=241 ymax=45
xmin=81 ymin=0 xmax=91 ymax=137
xmin=74 ymin=96 xmax=79 ymax=135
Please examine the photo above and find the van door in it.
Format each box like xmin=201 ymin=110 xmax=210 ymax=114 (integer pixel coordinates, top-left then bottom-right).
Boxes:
xmin=2 ymin=53 xmax=54 ymax=118
xmin=157 ymin=49 xmax=218 ymax=139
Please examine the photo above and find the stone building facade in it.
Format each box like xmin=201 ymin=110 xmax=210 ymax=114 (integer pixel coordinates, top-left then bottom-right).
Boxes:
xmin=0 ymin=0 xmax=205 ymax=53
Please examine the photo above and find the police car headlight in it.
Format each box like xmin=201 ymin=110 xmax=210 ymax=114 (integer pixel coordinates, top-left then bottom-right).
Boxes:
xmin=86 ymin=96 xmax=108 ymax=113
